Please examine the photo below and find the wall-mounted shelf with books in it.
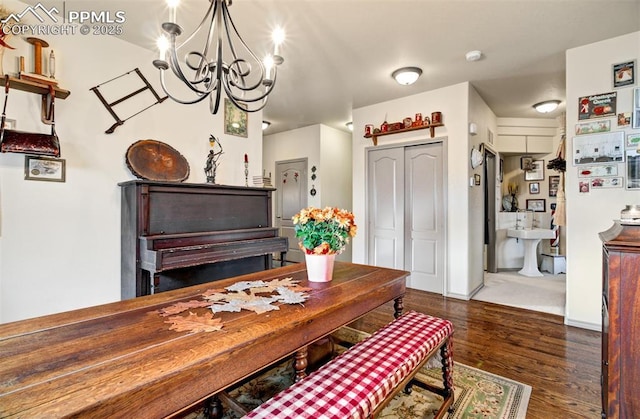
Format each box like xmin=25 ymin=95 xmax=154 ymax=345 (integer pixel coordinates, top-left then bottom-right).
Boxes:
xmin=1 ymin=75 xmax=70 ymax=99
xmin=364 ymin=122 xmax=444 ymax=146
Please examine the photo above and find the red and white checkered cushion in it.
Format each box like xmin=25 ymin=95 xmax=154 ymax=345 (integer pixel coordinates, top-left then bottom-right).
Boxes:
xmin=244 ymin=311 xmax=454 ymax=419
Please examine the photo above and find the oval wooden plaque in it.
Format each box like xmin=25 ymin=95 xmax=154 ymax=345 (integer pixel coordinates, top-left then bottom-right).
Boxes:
xmin=126 ymin=139 xmax=190 ymax=182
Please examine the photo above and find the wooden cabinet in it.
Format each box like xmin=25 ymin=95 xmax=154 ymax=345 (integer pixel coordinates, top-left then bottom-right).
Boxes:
xmin=599 ymin=221 xmax=640 ymax=418
xmin=495 ymin=135 xmax=553 ymax=154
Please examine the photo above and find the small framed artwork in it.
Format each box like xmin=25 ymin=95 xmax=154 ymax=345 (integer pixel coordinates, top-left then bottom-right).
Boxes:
xmin=526 ymin=199 xmax=546 ymax=212
xmin=474 ymin=173 xmax=481 ymax=185
xmin=524 ymin=160 xmax=544 ymax=181
xmin=579 ymin=91 xmax=617 ymax=120
xmin=549 ymin=175 xmax=560 ymax=197
xmin=628 ymin=133 xmax=640 ymax=148
xmin=618 ymin=112 xmax=631 ymax=127
xmin=613 ymin=60 xmax=635 ymax=88
xmin=24 ymin=156 xmax=66 ymax=182
xmin=575 ymin=120 xmax=610 ymax=135
xmin=224 ymin=98 xmax=248 ymax=137
xmin=579 ymin=180 xmax=590 ymax=193
xmin=626 ymin=149 xmax=640 ymax=190
xmin=520 ymin=156 xmax=534 ymax=171
xmin=529 ymin=182 xmax=540 ymax=194
xmin=591 ymin=177 xmax=623 ymax=189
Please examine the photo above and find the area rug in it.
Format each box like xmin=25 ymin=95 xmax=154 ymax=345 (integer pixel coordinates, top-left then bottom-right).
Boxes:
xmin=184 ymin=328 xmax=531 ymax=419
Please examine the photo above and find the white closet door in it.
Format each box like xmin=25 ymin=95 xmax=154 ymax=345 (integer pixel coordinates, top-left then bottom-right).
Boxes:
xmin=367 ymin=142 xmax=445 ymax=293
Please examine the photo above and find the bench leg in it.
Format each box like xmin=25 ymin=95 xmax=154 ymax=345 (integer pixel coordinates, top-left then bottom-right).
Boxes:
xmin=393 ymin=295 xmax=404 ymax=319
xmin=293 ymin=346 xmax=308 ymax=382
xmin=204 ymin=395 xmax=223 ymax=419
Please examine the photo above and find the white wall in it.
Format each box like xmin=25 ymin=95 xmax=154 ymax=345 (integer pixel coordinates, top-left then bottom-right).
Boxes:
xmin=565 ymin=31 xmax=640 ymax=330
xmin=468 ymin=86 xmax=498 ymax=294
xmin=0 ymin=1 xmax=264 ymax=322
xmin=263 ymin=123 xmax=353 ymax=260
xmin=352 ymin=82 xmax=478 ymax=298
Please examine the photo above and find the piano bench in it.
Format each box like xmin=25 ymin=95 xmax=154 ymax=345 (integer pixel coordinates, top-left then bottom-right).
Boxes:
xmin=244 ymin=311 xmax=455 ymax=419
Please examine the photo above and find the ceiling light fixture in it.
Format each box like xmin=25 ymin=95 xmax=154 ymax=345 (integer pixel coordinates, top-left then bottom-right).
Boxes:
xmin=262 ymin=121 xmax=271 ymax=130
xmin=465 ymin=50 xmax=482 ymax=62
xmin=346 ymin=122 xmax=353 ymax=131
xmin=392 ymin=67 xmax=422 ymax=85
xmin=153 ymin=0 xmax=285 ymax=115
xmin=533 ymin=100 xmax=561 ymax=114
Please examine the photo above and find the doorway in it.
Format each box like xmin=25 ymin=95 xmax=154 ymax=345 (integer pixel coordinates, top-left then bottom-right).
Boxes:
xmin=275 ymin=158 xmax=308 ymax=263
xmin=367 ymin=141 xmax=446 ymax=293
xmin=484 ymin=148 xmax=497 ymax=273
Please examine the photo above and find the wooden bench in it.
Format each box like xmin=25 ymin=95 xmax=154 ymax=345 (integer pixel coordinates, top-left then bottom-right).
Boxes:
xmin=244 ymin=311 xmax=454 ymax=418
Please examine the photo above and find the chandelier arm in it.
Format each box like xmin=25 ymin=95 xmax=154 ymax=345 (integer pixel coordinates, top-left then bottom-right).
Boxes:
xmin=167 ymin=47 xmax=216 ymax=96
xmin=174 ymin=1 xmax=216 ymax=52
xmin=225 ymin=69 xmax=277 ymax=103
xmin=158 ymin=70 xmax=211 ymax=105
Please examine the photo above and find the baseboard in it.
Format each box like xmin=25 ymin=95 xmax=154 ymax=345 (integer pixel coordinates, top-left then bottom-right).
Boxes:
xmin=443 ymin=291 xmax=471 ymax=301
xmin=565 ymin=318 xmax=601 ymax=332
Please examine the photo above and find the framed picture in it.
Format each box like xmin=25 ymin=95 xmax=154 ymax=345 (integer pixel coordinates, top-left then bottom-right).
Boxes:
xmin=529 ymin=182 xmax=540 ymax=194
xmin=549 ymin=175 xmax=560 ymax=197
xmin=524 ymin=160 xmax=544 ymax=181
xmin=577 ymin=164 xmax=618 ymax=177
xmin=526 ymin=199 xmax=546 ymax=212
xmin=572 ymin=131 xmax=625 ymax=165
xmin=24 ymin=156 xmax=66 ymax=182
xmin=575 ymin=120 xmax=610 ymax=135
xmin=578 ymin=91 xmax=617 ymax=120
xmin=626 ymin=149 xmax=640 ymax=190
xmin=633 ymin=88 xmax=640 ymax=129
xmin=520 ymin=156 xmax=534 ymax=171
xmin=579 ymin=180 xmax=590 ymax=193
xmin=618 ymin=112 xmax=631 ymax=127
xmin=591 ymin=177 xmax=623 ymax=189
xmin=613 ymin=60 xmax=635 ymax=88
xmin=224 ymin=98 xmax=248 ymax=137
xmin=628 ymin=133 xmax=640 ymax=148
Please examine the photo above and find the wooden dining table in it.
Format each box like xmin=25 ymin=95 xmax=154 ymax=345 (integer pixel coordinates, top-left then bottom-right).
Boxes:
xmin=0 ymin=262 xmax=408 ymax=418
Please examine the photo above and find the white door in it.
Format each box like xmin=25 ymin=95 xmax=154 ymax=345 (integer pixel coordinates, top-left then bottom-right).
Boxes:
xmin=367 ymin=142 xmax=445 ymax=293
xmin=404 ymin=143 xmax=445 ymax=293
xmin=275 ymin=159 xmax=307 ymax=263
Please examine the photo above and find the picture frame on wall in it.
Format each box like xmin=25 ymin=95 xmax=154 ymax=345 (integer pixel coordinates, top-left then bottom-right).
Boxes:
xmin=224 ymin=98 xmax=248 ymax=137
xmin=626 ymin=149 xmax=640 ymax=190
xmin=549 ymin=175 xmax=560 ymax=197
xmin=529 ymin=182 xmax=540 ymax=194
xmin=524 ymin=159 xmax=544 ymax=181
xmin=526 ymin=199 xmax=546 ymax=212
xmin=24 ymin=156 xmax=66 ymax=182
xmin=572 ymin=131 xmax=625 ymax=165
xmin=612 ymin=60 xmax=636 ymax=88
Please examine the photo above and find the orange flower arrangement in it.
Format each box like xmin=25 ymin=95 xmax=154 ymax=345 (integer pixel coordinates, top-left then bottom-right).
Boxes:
xmin=292 ymin=206 xmax=357 ymax=255
xmin=0 ymin=7 xmax=15 ymax=50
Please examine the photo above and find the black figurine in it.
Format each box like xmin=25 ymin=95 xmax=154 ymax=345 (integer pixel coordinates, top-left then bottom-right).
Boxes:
xmin=205 ymin=135 xmax=223 ymax=183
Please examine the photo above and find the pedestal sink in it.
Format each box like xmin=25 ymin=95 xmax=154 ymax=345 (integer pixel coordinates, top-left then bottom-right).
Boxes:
xmin=507 ymin=228 xmax=556 ymax=277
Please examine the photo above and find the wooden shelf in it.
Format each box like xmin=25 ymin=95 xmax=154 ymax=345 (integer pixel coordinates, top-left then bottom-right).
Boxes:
xmin=364 ymin=122 xmax=443 ymax=145
xmin=1 ymin=75 xmax=70 ymax=99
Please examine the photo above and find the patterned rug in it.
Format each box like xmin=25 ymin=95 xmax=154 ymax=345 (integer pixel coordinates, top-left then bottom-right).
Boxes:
xmin=183 ymin=328 xmax=531 ymax=419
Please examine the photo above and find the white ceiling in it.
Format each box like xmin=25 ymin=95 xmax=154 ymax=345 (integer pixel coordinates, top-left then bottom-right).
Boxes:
xmin=76 ymin=1 xmax=640 ymax=134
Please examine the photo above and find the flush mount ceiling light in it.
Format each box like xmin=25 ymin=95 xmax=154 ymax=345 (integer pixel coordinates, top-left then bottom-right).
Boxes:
xmin=392 ymin=67 xmax=422 ymax=85
xmin=153 ymin=0 xmax=285 ymax=115
xmin=262 ymin=121 xmax=271 ymax=130
xmin=533 ymin=100 xmax=561 ymax=113
xmin=465 ymin=50 xmax=482 ymax=62
xmin=346 ymin=122 xmax=353 ymax=131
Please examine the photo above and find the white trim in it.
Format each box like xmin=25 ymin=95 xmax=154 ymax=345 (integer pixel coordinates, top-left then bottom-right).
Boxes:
xmin=565 ymin=318 xmax=601 ymax=332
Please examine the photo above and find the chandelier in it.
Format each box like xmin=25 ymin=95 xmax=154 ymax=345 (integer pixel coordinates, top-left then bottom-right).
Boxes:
xmin=153 ymin=0 xmax=285 ymax=114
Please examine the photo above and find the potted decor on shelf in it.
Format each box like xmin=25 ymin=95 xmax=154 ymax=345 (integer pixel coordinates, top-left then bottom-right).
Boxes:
xmin=292 ymin=206 xmax=357 ymax=282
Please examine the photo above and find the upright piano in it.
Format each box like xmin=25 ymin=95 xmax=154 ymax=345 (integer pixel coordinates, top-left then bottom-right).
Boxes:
xmin=120 ymin=180 xmax=288 ymax=299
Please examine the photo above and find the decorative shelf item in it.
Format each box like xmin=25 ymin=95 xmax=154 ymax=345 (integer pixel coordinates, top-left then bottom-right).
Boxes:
xmin=1 ymin=75 xmax=70 ymax=99
xmin=364 ymin=122 xmax=444 ymax=146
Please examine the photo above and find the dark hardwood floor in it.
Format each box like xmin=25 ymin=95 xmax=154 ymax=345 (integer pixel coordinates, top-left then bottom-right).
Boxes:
xmin=349 ymin=288 xmax=602 ymax=418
